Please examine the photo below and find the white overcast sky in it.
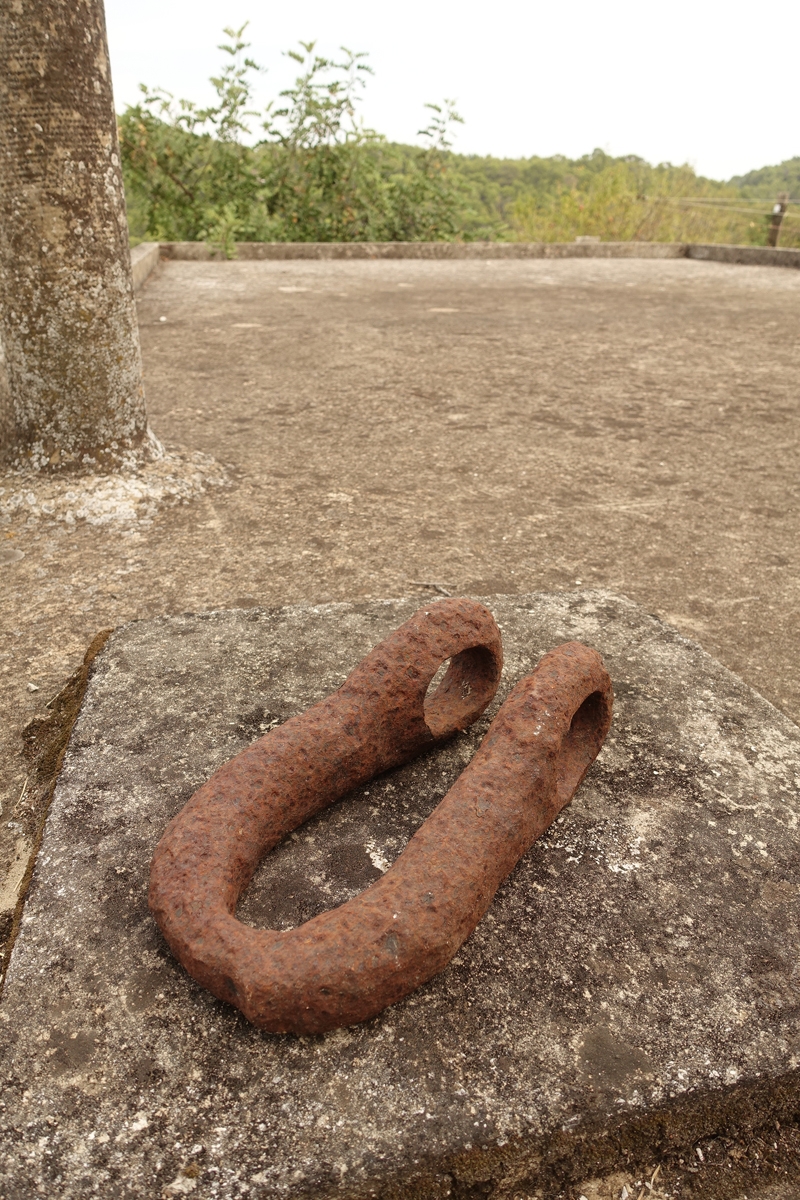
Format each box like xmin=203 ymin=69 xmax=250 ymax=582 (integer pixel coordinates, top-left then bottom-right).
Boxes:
xmin=104 ymin=0 xmax=798 ymax=182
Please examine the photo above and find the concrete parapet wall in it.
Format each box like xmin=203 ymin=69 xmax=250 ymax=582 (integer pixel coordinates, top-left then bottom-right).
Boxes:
xmin=154 ymin=239 xmax=800 ymax=268
xmin=158 ymin=239 xmax=686 ymax=262
xmin=686 ymin=242 xmax=800 ymax=268
xmin=129 ymin=241 xmax=161 ymax=290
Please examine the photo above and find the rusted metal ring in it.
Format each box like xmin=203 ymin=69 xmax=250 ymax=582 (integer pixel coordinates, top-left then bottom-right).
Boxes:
xmin=149 ymin=606 xmax=613 ymax=1035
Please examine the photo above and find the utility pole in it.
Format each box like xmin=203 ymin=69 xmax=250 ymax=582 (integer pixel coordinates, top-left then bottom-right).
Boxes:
xmin=767 ymin=192 xmax=789 ymax=248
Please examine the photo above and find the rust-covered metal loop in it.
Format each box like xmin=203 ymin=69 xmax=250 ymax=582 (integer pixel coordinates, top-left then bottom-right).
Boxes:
xmin=149 ymin=599 xmax=503 ymax=1019
xmin=150 ymin=618 xmax=612 ymax=1036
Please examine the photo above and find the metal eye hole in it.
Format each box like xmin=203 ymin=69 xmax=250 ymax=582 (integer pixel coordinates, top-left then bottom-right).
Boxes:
xmin=423 ymin=645 xmax=500 ymax=738
xmin=556 ymin=690 xmax=608 ymax=804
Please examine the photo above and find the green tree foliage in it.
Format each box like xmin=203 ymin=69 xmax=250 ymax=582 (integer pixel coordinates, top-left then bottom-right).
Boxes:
xmin=119 ymin=27 xmax=465 ymax=251
xmin=426 ymin=150 xmax=799 ymax=246
xmin=119 ymin=26 xmax=800 ymax=249
xmin=510 ymin=154 xmax=754 ymax=244
xmin=508 ymin=152 xmax=800 ymax=247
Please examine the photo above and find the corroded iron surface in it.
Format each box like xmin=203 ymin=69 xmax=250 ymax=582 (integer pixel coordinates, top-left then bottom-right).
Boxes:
xmin=149 ymin=602 xmax=612 ymax=1034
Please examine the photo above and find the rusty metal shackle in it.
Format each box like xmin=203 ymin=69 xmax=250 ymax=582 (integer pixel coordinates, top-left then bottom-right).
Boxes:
xmin=149 ymin=599 xmax=503 ymax=1023
xmin=149 ymin=601 xmax=613 ymax=1034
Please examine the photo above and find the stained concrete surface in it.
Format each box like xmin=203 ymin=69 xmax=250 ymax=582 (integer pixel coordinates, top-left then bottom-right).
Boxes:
xmin=3 ymin=256 xmax=800 ymax=966
xmin=2 ymin=591 xmax=800 ymax=1199
xmin=2 ymin=254 xmax=800 ymax=1194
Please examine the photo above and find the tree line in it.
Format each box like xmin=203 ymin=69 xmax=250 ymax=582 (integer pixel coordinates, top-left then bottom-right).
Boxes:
xmin=119 ymin=27 xmax=800 ymax=252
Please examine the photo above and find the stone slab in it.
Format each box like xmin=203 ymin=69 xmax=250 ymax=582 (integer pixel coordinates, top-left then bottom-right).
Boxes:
xmin=1 ymin=591 xmax=800 ymax=1199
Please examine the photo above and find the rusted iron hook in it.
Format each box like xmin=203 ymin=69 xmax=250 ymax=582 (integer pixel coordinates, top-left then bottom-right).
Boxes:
xmin=149 ymin=600 xmax=612 ymax=1034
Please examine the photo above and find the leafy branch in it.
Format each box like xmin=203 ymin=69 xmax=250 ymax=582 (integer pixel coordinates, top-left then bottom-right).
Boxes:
xmin=119 ymin=26 xmax=467 ymax=252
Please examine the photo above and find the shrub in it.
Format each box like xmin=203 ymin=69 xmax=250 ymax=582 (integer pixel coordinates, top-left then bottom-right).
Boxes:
xmin=119 ymin=27 xmax=467 ymax=251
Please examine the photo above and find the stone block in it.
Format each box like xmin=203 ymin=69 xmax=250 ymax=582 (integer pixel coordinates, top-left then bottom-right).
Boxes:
xmin=1 ymin=592 xmax=799 ymax=1198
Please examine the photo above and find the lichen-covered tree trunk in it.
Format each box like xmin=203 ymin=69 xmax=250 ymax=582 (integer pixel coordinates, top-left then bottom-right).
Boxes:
xmin=0 ymin=0 xmax=158 ymax=471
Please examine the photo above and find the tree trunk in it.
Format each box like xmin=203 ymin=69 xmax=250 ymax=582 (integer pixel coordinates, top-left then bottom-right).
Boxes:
xmin=0 ymin=0 xmax=158 ymax=472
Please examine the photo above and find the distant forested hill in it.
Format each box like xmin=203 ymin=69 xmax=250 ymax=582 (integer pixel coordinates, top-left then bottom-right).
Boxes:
xmin=434 ymin=147 xmax=737 ymax=240
xmin=729 ymin=157 xmax=800 ymax=198
xmin=438 ymin=148 xmax=799 ymax=246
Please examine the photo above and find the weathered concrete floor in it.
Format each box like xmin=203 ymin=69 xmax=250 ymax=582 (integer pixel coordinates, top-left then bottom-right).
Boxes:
xmin=2 ymin=591 xmax=800 ymax=1199
xmin=2 ymin=257 xmax=800 ymax=971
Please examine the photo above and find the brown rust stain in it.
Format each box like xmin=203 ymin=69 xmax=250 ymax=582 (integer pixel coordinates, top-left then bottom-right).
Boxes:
xmin=149 ymin=599 xmax=612 ymax=1033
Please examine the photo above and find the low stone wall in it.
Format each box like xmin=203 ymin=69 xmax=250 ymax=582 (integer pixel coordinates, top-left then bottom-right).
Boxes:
xmin=129 ymin=238 xmax=800 ymax=290
xmin=158 ymin=239 xmax=686 ymax=263
xmin=687 ymin=242 xmax=800 ymax=268
xmin=160 ymin=238 xmax=800 ymax=263
xmin=129 ymin=241 xmax=160 ymax=290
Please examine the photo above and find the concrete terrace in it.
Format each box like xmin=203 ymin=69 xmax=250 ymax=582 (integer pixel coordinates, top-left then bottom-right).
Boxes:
xmin=1 ymin=250 xmax=800 ymax=1197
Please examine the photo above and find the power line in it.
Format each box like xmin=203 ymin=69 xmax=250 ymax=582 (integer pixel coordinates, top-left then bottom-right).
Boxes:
xmin=666 ymin=196 xmax=800 ymax=206
xmin=673 ymin=203 xmax=798 ymax=217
